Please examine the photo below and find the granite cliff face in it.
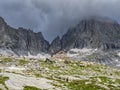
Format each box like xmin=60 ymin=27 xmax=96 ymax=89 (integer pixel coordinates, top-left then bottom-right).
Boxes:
xmin=0 ymin=17 xmax=49 ymax=56
xmin=49 ymin=36 xmax=62 ymax=54
xmin=61 ymin=17 xmax=120 ymax=51
xmin=0 ymin=16 xmax=120 ymax=55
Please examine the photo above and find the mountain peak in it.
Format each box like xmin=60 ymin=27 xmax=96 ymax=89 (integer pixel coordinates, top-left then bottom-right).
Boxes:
xmin=62 ymin=16 xmax=120 ymax=50
xmin=0 ymin=17 xmax=6 ymax=24
xmin=55 ymin=36 xmax=60 ymax=40
xmin=0 ymin=16 xmax=50 ymax=56
xmin=0 ymin=17 xmax=7 ymax=31
xmin=49 ymin=36 xmax=62 ymax=54
xmin=0 ymin=17 xmax=4 ymax=21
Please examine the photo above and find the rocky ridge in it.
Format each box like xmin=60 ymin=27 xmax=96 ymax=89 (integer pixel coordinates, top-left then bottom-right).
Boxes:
xmin=0 ymin=16 xmax=120 ymax=56
xmin=0 ymin=17 xmax=49 ymax=56
xmin=61 ymin=17 xmax=120 ymax=51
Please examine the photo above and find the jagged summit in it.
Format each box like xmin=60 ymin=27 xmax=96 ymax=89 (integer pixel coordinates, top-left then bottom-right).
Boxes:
xmin=0 ymin=17 xmax=7 ymax=31
xmin=0 ymin=16 xmax=120 ymax=56
xmin=0 ymin=17 xmax=50 ymax=56
xmin=48 ymin=16 xmax=120 ymax=54
xmin=0 ymin=17 xmax=5 ymax=23
xmin=61 ymin=16 xmax=120 ymax=51
xmin=49 ymin=36 xmax=62 ymax=54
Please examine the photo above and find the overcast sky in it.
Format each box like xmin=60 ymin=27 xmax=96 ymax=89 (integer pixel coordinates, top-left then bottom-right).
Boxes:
xmin=0 ymin=0 xmax=120 ymax=41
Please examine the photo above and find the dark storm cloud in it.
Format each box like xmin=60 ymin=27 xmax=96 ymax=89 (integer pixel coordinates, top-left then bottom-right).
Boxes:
xmin=0 ymin=0 xmax=120 ymax=41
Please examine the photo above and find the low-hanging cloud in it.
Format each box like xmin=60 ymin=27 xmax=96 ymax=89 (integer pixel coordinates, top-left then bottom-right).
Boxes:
xmin=0 ymin=0 xmax=120 ymax=41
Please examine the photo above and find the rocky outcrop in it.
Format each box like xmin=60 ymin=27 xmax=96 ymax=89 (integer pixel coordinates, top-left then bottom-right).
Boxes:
xmin=0 ymin=16 xmax=120 ymax=56
xmin=61 ymin=17 xmax=120 ymax=51
xmin=0 ymin=17 xmax=49 ymax=56
xmin=49 ymin=36 xmax=62 ymax=54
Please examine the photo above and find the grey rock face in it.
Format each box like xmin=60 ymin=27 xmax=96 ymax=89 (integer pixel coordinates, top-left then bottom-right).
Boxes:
xmin=49 ymin=36 xmax=62 ymax=54
xmin=0 ymin=16 xmax=120 ymax=56
xmin=0 ymin=17 xmax=49 ymax=56
xmin=61 ymin=18 xmax=120 ymax=51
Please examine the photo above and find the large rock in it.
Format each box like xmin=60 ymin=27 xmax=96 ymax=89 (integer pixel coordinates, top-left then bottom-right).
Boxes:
xmin=49 ymin=36 xmax=62 ymax=54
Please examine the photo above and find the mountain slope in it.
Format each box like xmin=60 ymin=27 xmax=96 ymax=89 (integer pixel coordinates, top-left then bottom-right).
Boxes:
xmin=0 ymin=17 xmax=49 ymax=56
xmin=61 ymin=17 xmax=120 ymax=51
xmin=49 ymin=36 xmax=62 ymax=54
xmin=0 ymin=16 xmax=120 ymax=56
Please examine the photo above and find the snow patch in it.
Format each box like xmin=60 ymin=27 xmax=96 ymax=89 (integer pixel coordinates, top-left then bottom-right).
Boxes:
xmin=116 ymin=64 xmax=120 ymax=67
xmin=67 ymin=48 xmax=97 ymax=57
xmin=0 ymin=49 xmax=51 ymax=59
xmin=20 ymin=52 xmax=51 ymax=59
xmin=0 ymin=49 xmax=16 ymax=56
xmin=115 ymin=59 xmax=119 ymax=62
xmin=117 ymin=52 xmax=120 ymax=57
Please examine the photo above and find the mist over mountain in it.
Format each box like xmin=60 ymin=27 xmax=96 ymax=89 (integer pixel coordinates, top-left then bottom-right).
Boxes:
xmin=0 ymin=0 xmax=120 ymax=41
xmin=0 ymin=16 xmax=120 ymax=56
xmin=61 ymin=17 xmax=120 ymax=51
